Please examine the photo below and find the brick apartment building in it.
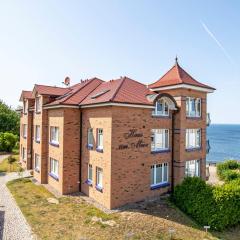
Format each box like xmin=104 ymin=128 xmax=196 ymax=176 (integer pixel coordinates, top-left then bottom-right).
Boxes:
xmin=19 ymin=60 xmax=215 ymax=209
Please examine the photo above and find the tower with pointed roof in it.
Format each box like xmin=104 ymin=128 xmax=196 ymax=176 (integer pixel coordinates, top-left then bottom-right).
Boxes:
xmin=149 ymin=59 xmax=215 ymax=185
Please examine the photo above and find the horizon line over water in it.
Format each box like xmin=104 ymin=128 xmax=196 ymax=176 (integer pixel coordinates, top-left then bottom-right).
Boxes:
xmin=207 ymin=124 xmax=240 ymax=163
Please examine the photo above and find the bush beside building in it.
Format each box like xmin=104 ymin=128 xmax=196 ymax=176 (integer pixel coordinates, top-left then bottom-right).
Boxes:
xmin=172 ymin=177 xmax=240 ymax=231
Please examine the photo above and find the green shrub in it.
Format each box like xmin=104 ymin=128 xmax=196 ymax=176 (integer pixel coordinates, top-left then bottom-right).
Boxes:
xmin=0 ymin=132 xmax=18 ymax=152
xmin=172 ymin=177 xmax=240 ymax=230
xmin=217 ymin=160 xmax=240 ymax=181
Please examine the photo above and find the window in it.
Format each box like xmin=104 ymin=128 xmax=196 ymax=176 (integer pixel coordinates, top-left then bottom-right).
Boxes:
xmin=151 ymin=163 xmax=169 ymax=186
xmin=87 ymin=128 xmax=93 ymax=147
xmin=35 ymin=125 xmax=40 ymax=142
xmin=186 ymin=97 xmax=201 ymax=117
xmin=35 ymin=97 xmax=41 ymax=113
xmin=96 ymin=167 xmax=103 ymax=189
xmin=23 ymin=100 xmax=27 ymax=114
xmin=186 ymin=129 xmax=201 ymax=149
xmin=50 ymin=158 xmax=59 ymax=179
xmin=50 ymin=127 xmax=59 ymax=145
xmin=35 ymin=154 xmax=40 ymax=172
xmin=22 ymin=147 xmax=26 ymax=160
xmin=151 ymin=129 xmax=169 ymax=151
xmin=152 ymin=99 xmax=169 ymax=116
xmin=88 ymin=164 xmax=93 ymax=183
xmin=22 ymin=124 xmax=27 ymax=138
xmin=185 ymin=160 xmax=200 ymax=177
xmin=97 ymin=128 xmax=103 ymax=150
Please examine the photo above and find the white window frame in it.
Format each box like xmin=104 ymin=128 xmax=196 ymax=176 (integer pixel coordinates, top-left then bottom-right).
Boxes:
xmin=35 ymin=125 xmax=40 ymax=142
xmin=88 ymin=164 xmax=93 ymax=183
xmin=151 ymin=129 xmax=169 ymax=151
xmin=35 ymin=97 xmax=41 ymax=113
xmin=23 ymin=100 xmax=27 ymax=114
xmin=152 ymin=99 xmax=169 ymax=116
xmin=97 ymin=128 xmax=103 ymax=150
xmin=22 ymin=147 xmax=26 ymax=161
xmin=34 ymin=153 xmax=40 ymax=171
xmin=50 ymin=126 xmax=59 ymax=145
xmin=151 ymin=163 xmax=169 ymax=186
xmin=186 ymin=97 xmax=201 ymax=117
xmin=87 ymin=128 xmax=93 ymax=146
xmin=185 ymin=159 xmax=200 ymax=177
xmin=186 ymin=129 xmax=201 ymax=149
xmin=50 ymin=158 xmax=59 ymax=179
xmin=96 ymin=167 xmax=103 ymax=189
xmin=23 ymin=124 xmax=27 ymax=138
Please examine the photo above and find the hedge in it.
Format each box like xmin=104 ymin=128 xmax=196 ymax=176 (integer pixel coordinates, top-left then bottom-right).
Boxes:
xmin=172 ymin=177 xmax=240 ymax=230
xmin=217 ymin=160 xmax=240 ymax=182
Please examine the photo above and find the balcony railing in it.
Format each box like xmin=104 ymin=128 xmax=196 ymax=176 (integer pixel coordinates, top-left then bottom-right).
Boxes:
xmin=206 ymin=139 xmax=211 ymax=154
xmin=206 ymin=113 xmax=211 ymax=126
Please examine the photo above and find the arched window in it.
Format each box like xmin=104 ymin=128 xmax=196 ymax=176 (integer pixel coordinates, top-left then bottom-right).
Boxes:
xmin=152 ymin=99 xmax=169 ymax=116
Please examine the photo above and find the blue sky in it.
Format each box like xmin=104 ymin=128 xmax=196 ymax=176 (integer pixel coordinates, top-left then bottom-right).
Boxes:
xmin=0 ymin=1 xmax=239 ymax=123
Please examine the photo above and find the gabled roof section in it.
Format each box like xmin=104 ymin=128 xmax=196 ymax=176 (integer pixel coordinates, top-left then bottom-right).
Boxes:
xmin=80 ymin=77 xmax=153 ymax=106
xmin=33 ymin=84 xmax=70 ymax=97
xmin=45 ymin=78 xmax=104 ymax=106
xmin=149 ymin=60 xmax=215 ymax=91
xmin=19 ymin=90 xmax=34 ymax=101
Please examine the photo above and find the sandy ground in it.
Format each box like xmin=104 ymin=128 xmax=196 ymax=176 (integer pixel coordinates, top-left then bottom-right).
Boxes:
xmin=207 ymin=165 xmax=224 ymax=185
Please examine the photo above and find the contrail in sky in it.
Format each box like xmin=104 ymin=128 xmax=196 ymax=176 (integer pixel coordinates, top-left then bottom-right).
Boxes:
xmin=201 ymin=20 xmax=234 ymax=64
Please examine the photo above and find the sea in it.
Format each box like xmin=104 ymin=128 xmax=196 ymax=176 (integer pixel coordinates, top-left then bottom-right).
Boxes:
xmin=207 ymin=124 xmax=240 ymax=163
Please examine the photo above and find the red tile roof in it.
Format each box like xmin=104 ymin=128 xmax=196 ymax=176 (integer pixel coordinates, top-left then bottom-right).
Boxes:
xmin=19 ymin=90 xmax=34 ymax=101
xmin=80 ymin=77 xmax=153 ymax=106
xmin=33 ymin=84 xmax=70 ymax=96
xmin=149 ymin=62 xmax=215 ymax=90
xmin=46 ymin=78 xmax=104 ymax=106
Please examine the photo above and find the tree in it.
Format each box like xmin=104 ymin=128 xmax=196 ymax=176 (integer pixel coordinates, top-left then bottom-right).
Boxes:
xmin=0 ymin=132 xmax=18 ymax=152
xmin=0 ymin=100 xmax=20 ymax=136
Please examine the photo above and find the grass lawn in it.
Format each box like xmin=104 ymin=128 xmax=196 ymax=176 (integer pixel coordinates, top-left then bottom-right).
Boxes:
xmin=0 ymin=154 xmax=22 ymax=173
xmin=7 ymin=178 xmax=240 ymax=240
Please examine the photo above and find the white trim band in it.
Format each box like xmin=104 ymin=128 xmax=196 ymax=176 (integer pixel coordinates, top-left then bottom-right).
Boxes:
xmin=81 ymin=102 xmax=154 ymax=109
xmin=150 ymin=84 xmax=215 ymax=93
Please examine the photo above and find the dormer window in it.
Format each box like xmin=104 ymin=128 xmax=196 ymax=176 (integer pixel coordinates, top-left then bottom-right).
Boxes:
xmin=186 ymin=97 xmax=201 ymax=117
xmin=35 ymin=97 xmax=41 ymax=113
xmin=152 ymin=99 xmax=169 ymax=116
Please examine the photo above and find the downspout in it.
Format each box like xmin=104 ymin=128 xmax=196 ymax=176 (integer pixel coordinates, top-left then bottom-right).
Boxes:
xmin=30 ymin=112 xmax=33 ymax=169
xmin=171 ymin=110 xmax=175 ymax=193
xmin=79 ymin=110 xmax=82 ymax=192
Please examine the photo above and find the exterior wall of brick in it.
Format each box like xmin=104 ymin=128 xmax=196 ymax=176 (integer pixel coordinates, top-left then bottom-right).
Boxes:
xmin=48 ymin=108 xmax=65 ymax=193
xmin=32 ymin=95 xmax=49 ymax=184
xmin=81 ymin=107 xmax=112 ymax=209
xmin=163 ymin=89 xmax=207 ymax=185
xmin=110 ymin=106 xmax=173 ymax=208
xmin=19 ymin=99 xmax=34 ymax=170
xmin=62 ymin=108 xmax=80 ymax=194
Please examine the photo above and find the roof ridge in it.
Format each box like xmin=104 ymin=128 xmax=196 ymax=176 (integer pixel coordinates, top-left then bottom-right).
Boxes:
xmin=61 ymin=79 xmax=95 ymax=104
xmin=175 ymin=63 xmax=183 ymax=83
xmin=34 ymin=84 xmax=68 ymax=89
xmin=78 ymin=80 xmax=103 ymax=105
xmin=109 ymin=77 xmax=126 ymax=102
xmin=149 ymin=64 xmax=176 ymax=86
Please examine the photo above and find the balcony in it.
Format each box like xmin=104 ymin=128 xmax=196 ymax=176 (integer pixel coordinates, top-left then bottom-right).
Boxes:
xmin=206 ymin=113 xmax=211 ymax=126
xmin=206 ymin=139 xmax=211 ymax=154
